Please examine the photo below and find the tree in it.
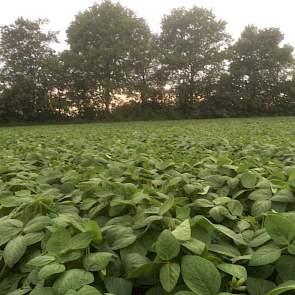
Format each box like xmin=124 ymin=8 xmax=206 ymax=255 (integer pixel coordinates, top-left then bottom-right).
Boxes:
xmin=229 ymin=26 xmax=294 ymax=114
xmin=0 ymin=17 xmax=58 ymax=121
xmin=159 ymin=7 xmax=230 ymax=115
xmin=66 ymin=0 xmax=152 ymax=114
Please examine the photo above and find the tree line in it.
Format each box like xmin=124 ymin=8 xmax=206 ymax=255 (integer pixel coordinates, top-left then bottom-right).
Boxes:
xmin=0 ymin=0 xmax=295 ymax=122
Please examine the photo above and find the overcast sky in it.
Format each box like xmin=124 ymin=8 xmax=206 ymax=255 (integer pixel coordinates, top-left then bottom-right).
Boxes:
xmin=1 ymin=0 xmax=294 ymax=51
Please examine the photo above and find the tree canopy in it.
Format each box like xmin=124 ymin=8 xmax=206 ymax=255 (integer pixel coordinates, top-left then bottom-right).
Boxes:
xmin=0 ymin=1 xmax=294 ymax=122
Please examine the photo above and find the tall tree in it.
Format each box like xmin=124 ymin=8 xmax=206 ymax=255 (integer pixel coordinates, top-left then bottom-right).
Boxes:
xmin=66 ymin=0 xmax=152 ymax=114
xmin=159 ymin=7 xmax=230 ymax=114
xmin=229 ymin=26 xmax=294 ymax=114
xmin=0 ymin=17 xmax=58 ymax=121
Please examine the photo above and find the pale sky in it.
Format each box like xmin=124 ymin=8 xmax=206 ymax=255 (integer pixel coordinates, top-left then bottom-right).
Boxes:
xmin=1 ymin=0 xmax=295 ymax=51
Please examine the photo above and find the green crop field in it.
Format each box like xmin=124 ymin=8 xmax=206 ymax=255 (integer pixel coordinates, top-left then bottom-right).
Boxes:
xmin=1 ymin=118 xmax=295 ymax=295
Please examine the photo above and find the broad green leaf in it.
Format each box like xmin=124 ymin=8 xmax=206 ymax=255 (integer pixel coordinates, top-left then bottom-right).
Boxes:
xmin=265 ymin=281 xmax=295 ymax=295
xmin=84 ymin=220 xmax=102 ymax=243
xmin=77 ymin=285 xmax=102 ymax=295
xmin=265 ymin=213 xmax=295 ymax=245
xmin=4 ymin=236 xmax=27 ymax=267
xmin=172 ymin=219 xmax=191 ymax=241
xmin=248 ymin=231 xmax=271 ymax=248
xmin=227 ymin=200 xmax=243 ymax=216
xmin=104 ymin=225 xmax=137 ymax=250
xmin=240 ymin=172 xmax=257 ymax=188
xmin=0 ymin=219 xmax=23 ymax=246
xmin=156 ymin=230 xmax=180 ymax=261
xmin=181 ymin=255 xmax=221 ymax=295
xmin=249 ymin=243 xmax=281 ymax=266
xmin=39 ymin=263 xmax=65 ymax=279
xmin=23 ymin=232 xmax=44 ymax=246
xmin=182 ymin=238 xmax=206 ymax=255
xmin=247 ymin=277 xmax=275 ymax=295
xmin=209 ymin=243 xmax=240 ymax=258
xmin=46 ymin=227 xmax=71 ymax=254
xmin=105 ymin=277 xmax=132 ymax=295
xmin=53 ymin=269 xmax=94 ymax=295
xmin=159 ymin=196 xmax=174 ymax=215
xmin=30 ymin=287 xmax=54 ymax=295
xmin=251 ymin=200 xmax=272 ymax=216
xmin=214 ymin=224 xmax=246 ymax=245
xmin=159 ymin=263 xmax=180 ymax=292
xmin=24 ymin=216 xmax=52 ymax=233
xmin=83 ymin=252 xmax=114 ymax=271
xmin=276 ymin=255 xmax=295 ymax=281
xmin=68 ymin=232 xmax=94 ymax=250
xmin=217 ymin=263 xmax=247 ymax=279
xmin=27 ymin=255 xmax=56 ymax=267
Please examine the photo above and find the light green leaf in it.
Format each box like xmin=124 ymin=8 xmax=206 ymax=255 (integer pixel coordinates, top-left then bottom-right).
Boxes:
xmin=83 ymin=252 xmax=114 ymax=271
xmin=265 ymin=281 xmax=295 ymax=295
xmin=68 ymin=232 xmax=94 ymax=250
xmin=4 ymin=236 xmax=27 ymax=267
xmin=160 ymin=263 xmax=180 ymax=292
xmin=105 ymin=277 xmax=132 ymax=295
xmin=181 ymin=255 xmax=221 ymax=295
xmin=172 ymin=219 xmax=191 ymax=241
xmin=265 ymin=213 xmax=295 ymax=245
xmin=182 ymin=238 xmax=206 ymax=255
xmin=240 ymin=172 xmax=257 ymax=188
xmin=156 ymin=230 xmax=180 ymax=261
xmin=249 ymin=243 xmax=281 ymax=266
xmin=53 ymin=269 xmax=94 ymax=295
xmin=217 ymin=263 xmax=247 ymax=279
xmin=39 ymin=263 xmax=66 ymax=279
xmin=27 ymin=255 xmax=56 ymax=267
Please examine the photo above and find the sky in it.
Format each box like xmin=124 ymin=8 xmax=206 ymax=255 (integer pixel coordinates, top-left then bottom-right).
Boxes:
xmin=0 ymin=0 xmax=294 ymax=51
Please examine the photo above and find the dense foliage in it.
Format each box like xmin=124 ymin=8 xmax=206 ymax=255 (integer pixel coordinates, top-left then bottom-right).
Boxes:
xmin=1 ymin=118 xmax=295 ymax=294
xmin=0 ymin=1 xmax=295 ymax=122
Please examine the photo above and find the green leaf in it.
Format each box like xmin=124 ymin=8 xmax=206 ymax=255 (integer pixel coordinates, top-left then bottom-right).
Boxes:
xmin=214 ymin=224 xmax=246 ymax=245
xmin=83 ymin=252 xmax=114 ymax=271
xmin=251 ymin=200 xmax=272 ymax=216
xmin=209 ymin=243 xmax=240 ymax=258
xmin=46 ymin=227 xmax=71 ymax=254
xmin=181 ymin=238 xmax=206 ymax=255
xmin=217 ymin=263 xmax=247 ymax=279
xmin=172 ymin=219 xmax=191 ymax=241
xmin=39 ymin=263 xmax=66 ymax=279
xmin=77 ymin=286 xmax=102 ymax=295
xmin=240 ymin=172 xmax=257 ymax=188
xmin=24 ymin=216 xmax=52 ymax=233
xmin=105 ymin=277 xmax=132 ymax=295
xmin=104 ymin=225 xmax=136 ymax=250
xmin=159 ymin=196 xmax=174 ymax=215
xmin=227 ymin=200 xmax=243 ymax=216
xmin=181 ymin=255 xmax=221 ymax=295
xmin=27 ymin=255 xmax=56 ymax=267
xmin=248 ymin=230 xmax=271 ymax=248
xmin=84 ymin=220 xmax=102 ymax=243
xmin=160 ymin=263 xmax=180 ymax=292
xmin=265 ymin=213 xmax=295 ymax=245
xmin=265 ymin=281 xmax=295 ymax=295
xmin=53 ymin=269 xmax=94 ymax=295
xmin=23 ymin=232 xmax=44 ymax=246
xmin=156 ymin=230 xmax=180 ymax=261
xmin=30 ymin=287 xmax=55 ymax=295
xmin=249 ymin=243 xmax=281 ymax=266
xmin=0 ymin=219 xmax=23 ymax=247
xmin=276 ymin=255 xmax=295 ymax=281
xmin=4 ymin=236 xmax=27 ymax=267
xmin=247 ymin=277 xmax=275 ymax=295
xmin=68 ymin=232 xmax=94 ymax=250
